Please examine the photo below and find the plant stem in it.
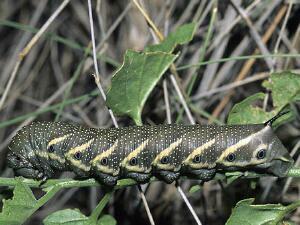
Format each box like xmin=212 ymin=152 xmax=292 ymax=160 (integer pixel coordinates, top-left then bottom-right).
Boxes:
xmin=1 ymin=167 xmax=300 ymax=189
xmin=287 ymin=167 xmax=300 ymax=177
xmin=89 ymin=192 xmax=113 ymax=222
xmin=0 ymin=177 xmax=137 ymax=189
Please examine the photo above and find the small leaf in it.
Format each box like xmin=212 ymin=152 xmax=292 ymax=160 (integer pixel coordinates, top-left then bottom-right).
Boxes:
xmin=225 ymin=171 xmax=244 ymax=185
xmin=282 ymin=221 xmax=296 ymax=225
xmin=263 ymin=71 xmax=300 ymax=108
xmin=0 ymin=178 xmax=38 ymax=225
xmin=106 ymin=50 xmax=177 ymax=124
xmin=189 ymin=185 xmax=202 ymax=194
xmin=227 ymin=93 xmax=272 ymax=124
xmin=43 ymin=208 xmax=89 ymax=225
xmin=106 ymin=23 xmax=196 ymax=124
xmin=250 ymin=180 xmax=257 ymax=189
xmin=146 ymin=23 xmax=196 ymax=53
xmin=226 ymin=198 xmax=300 ymax=225
xmin=228 ymin=72 xmax=300 ymax=125
xmin=116 ymin=178 xmax=137 ymax=186
xmin=97 ymin=215 xmax=117 ymax=225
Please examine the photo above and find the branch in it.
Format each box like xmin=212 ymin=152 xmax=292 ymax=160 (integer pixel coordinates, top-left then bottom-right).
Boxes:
xmin=1 ymin=167 xmax=300 ymax=189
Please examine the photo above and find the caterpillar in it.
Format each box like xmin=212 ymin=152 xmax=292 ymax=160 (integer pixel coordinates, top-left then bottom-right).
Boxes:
xmin=7 ymin=115 xmax=294 ymax=186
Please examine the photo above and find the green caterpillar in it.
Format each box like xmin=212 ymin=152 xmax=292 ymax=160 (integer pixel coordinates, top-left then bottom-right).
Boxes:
xmin=7 ymin=115 xmax=294 ymax=186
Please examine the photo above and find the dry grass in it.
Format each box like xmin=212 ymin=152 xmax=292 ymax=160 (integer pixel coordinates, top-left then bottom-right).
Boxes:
xmin=0 ymin=1 xmax=299 ymax=224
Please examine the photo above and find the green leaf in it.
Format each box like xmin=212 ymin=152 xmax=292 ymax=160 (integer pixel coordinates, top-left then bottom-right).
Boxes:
xmin=97 ymin=215 xmax=117 ymax=225
xmin=225 ymin=171 xmax=244 ymax=185
xmin=0 ymin=178 xmax=38 ymax=225
xmin=116 ymin=178 xmax=137 ymax=186
xmin=226 ymin=198 xmax=300 ymax=225
xmin=43 ymin=209 xmax=89 ymax=225
xmin=189 ymin=185 xmax=202 ymax=194
xmin=227 ymin=93 xmax=272 ymax=124
xmin=282 ymin=221 xmax=296 ymax=225
xmin=262 ymin=71 xmax=300 ymax=107
xmin=106 ymin=23 xmax=196 ymax=124
xmin=146 ymin=23 xmax=196 ymax=53
xmin=228 ymin=71 xmax=300 ymax=125
xmin=106 ymin=50 xmax=177 ymax=125
xmin=250 ymin=180 xmax=257 ymax=189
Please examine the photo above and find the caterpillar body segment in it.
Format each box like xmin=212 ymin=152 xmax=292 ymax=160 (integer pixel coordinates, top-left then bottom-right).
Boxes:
xmin=7 ymin=121 xmax=294 ymax=186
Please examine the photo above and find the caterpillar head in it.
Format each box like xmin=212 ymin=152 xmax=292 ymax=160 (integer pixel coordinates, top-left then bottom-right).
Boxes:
xmin=216 ymin=124 xmax=294 ymax=177
xmin=251 ymin=124 xmax=294 ymax=176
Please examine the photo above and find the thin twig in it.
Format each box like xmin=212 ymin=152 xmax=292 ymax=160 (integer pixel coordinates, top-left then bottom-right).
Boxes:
xmin=0 ymin=61 xmax=21 ymax=110
xmin=131 ymin=2 xmax=201 ymax=224
xmin=96 ymin=3 xmax=132 ymax=51
xmin=210 ymin=5 xmax=287 ymax=121
xmin=132 ymin=0 xmax=197 ymax=125
xmin=272 ymin=0 xmax=294 ymax=70
xmin=0 ymin=0 xmax=47 ymax=86
xmin=230 ymin=0 xmax=273 ymax=70
xmin=177 ymin=53 xmax=300 ymax=71
xmin=138 ymin=185 xmax=156 ymax=225
xmin=208 ymin=0 xmax=261 ymax=51
xmin=20 ymin=0 xmax=70 ymax=59
xmin=87 ymin=0 xmax=118 ymax=128
xmin=177 ymin=185 xmax=203 ymax=225
xmin=282 ymin=140 xmax=300 ymax=196
xmin=284 ymin=25 xmax=300 ymax=69
xmin=0 ymin=0 xmax=70 ymax=110
xmin=165 ymin=79 xmax=201 ymax=224
xmin=196 ymin=4 xmax=218 ymax=93
xmin=88 ymin=0 xmax=106 ymax=100
xmin=0 ymin=78 xmax=73 ymax=152
xmin=170 ymin=75 xmax=195 ymax=124
xmin=132 ymin=0 xmax=164 ymax=41
xmin=87 ymin=1 xmax=154 ymax=224
xmin=192 ymin=72 xmax=269 ymax=100
xmin=163 ymin=79 xmax=172 ymax=124
xmin=264 ymin=1 xmax=293 ymax=110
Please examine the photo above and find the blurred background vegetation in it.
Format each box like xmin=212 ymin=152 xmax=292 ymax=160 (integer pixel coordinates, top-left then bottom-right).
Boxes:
xmin=0 ymin=0 xmax=299 ymax=224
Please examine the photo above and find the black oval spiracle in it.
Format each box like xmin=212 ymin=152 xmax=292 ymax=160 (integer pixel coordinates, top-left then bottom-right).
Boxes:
xmin=193 ymin=155 xmax=201 ymax=163
xmin=74 ymin=152 xmax=82 ymax=160
xmin=47 ymin=145 xmax=55 ymax=153
xmin=226 ymin=153 xmax=236 ymax=162
xmin=129 ymin=157 xmax=138 ymax=166
xmin=256 ymin=149 xmax=266 ymax=159
xmin=101 ymin=157 xmax=108 ymax=166
xmin=160 ymin=156 xmax=169 ymax=164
